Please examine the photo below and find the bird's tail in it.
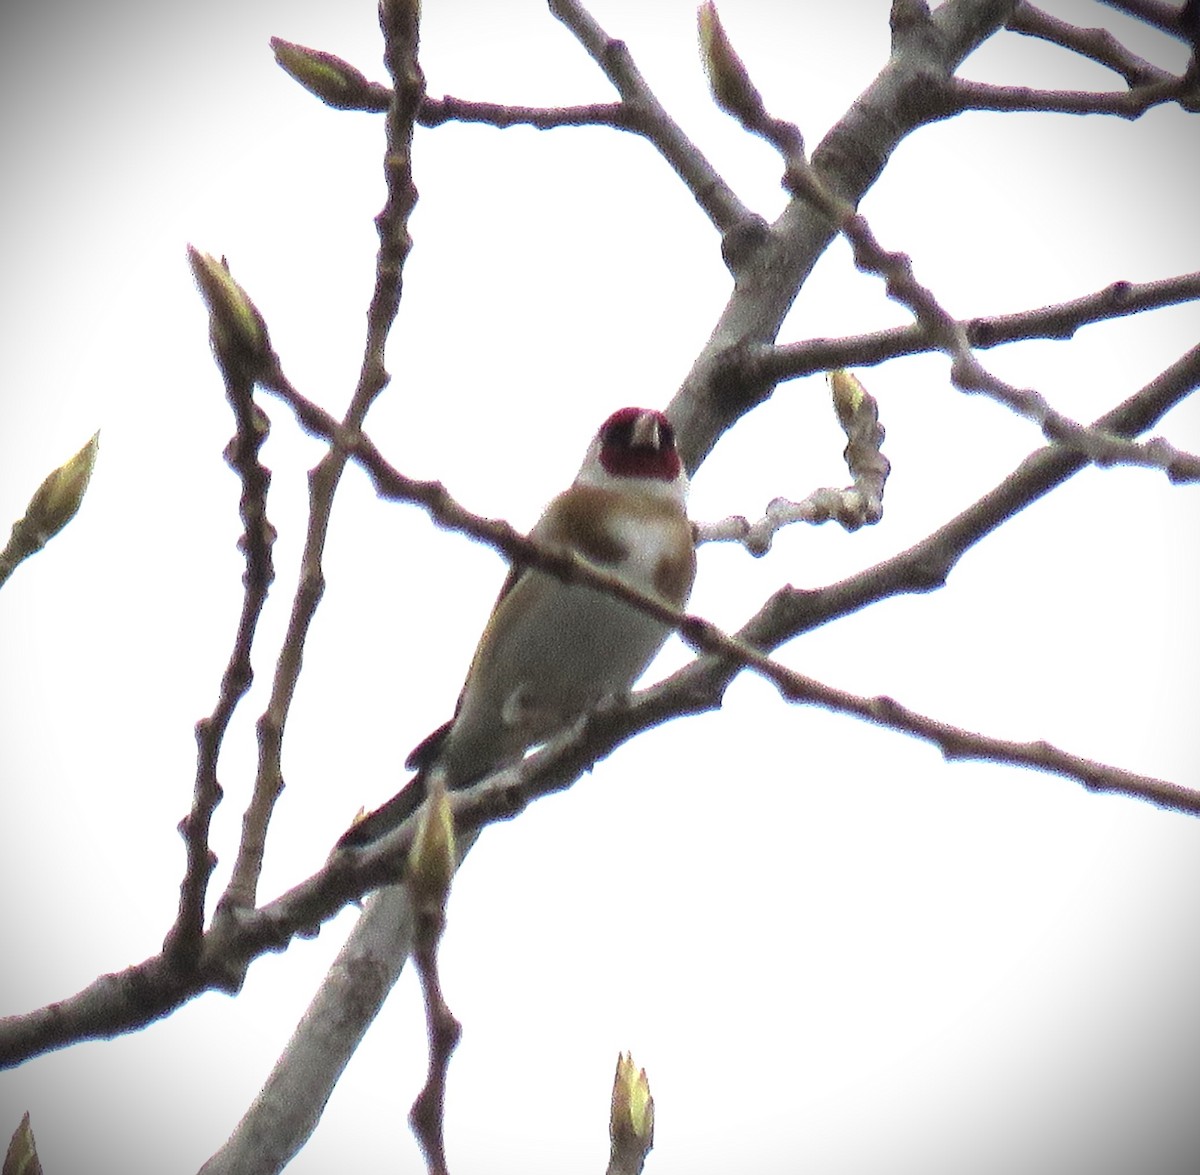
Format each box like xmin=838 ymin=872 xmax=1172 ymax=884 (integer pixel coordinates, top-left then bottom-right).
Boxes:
xmin=335 ymin=770 xmax=430 ymax=850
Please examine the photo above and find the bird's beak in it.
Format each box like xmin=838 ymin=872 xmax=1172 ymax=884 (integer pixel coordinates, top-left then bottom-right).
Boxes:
xmin=629 ymin=412 xmax=662 ymax=450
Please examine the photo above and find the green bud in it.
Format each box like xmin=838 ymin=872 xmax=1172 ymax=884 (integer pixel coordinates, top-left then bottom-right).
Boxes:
xmin=698 ymin=2 xmax=764 ymax=121
xmin=270 ymin=38 xmax=389 ymax=112
xmin=187 ymin=247 xmax=274 ymax=381
xmin=610 ymin=1051 xmax=655 ymax=1150
xmin=407 ymin=779 xmax=457 ymax=906
xmin=1 ymin=432 xmax=100 ymax=587
xmin=25 ymin=432 xmax=100 ymax=543
xmin=829 ymin=368 xmax=866 ymax=427
xmin=4 ymin=1111 xmax=43 ymax=1175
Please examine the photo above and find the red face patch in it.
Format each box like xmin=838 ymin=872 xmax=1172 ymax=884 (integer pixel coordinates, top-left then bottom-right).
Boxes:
xmin=597 ymin=408 xmax=682 ymax=481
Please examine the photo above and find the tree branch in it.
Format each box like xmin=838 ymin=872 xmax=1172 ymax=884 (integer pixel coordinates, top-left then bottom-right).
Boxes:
xmin=215 ymin=0 xmax=424 ymax=919
xmin=548 ymin=0 xmax=754 ymax=240
xmin=754 ymin=271 xmax=1200 ymax=382
xmin=189 ymin=334 xmax=1200 ymax=1166
xmin=419 ymin=94 xmax=630 ymax=129
xmin=784 ymin=163 xmax=1200 ymax=481
xmin=696 ymin=370 xmax=890 ymax=552
xmin=164 ymin=345 xmax=275 ymax=969
xmin=1008 ymin=3 xmax=1176 ymax=87
xmin=949 ymin=74 xmax=1195 ymax=115
xmin=692 ymin=2 xmax=1200 ymax=484
xmin=7 ymin=338 xmax=1196 ymax=1086
xmin=665 ymin=0 xmax=1022 ymax=471
xmin=1098 ymin=0 xmax=1192 ymax=39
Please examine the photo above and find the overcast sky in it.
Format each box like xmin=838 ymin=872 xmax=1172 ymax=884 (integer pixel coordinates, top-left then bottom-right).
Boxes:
xmin=2 ymin=1 xmax=1199 ymax=1172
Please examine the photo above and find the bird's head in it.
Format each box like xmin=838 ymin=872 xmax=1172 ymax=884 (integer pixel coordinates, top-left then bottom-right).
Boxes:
xmin=580 ymin=407 xmax=685 ymax=489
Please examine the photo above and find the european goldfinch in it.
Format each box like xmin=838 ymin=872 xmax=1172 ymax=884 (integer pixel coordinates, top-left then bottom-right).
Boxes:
xmin=340 ymin=407 xmax=695 ymax=847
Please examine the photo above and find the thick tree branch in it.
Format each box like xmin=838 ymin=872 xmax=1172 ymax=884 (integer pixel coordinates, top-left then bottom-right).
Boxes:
xmin=693 ymin=4 xmax=1200 ymax=483
xmin=665 ymin=0 xmax=1022 ymax=470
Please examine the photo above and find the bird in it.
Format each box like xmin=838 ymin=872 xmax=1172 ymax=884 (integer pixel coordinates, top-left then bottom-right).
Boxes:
xmin=338 ymin=406 xmax=695 ymax=849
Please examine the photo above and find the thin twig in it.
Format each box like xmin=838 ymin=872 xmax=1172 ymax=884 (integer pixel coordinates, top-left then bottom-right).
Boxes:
xmin=755 ymin=271 xmax=1200 ymax=382
xmin=696 ymin=370 xmax=890 ymax=552
xmin=949 ymin=75 xmax=1194 ymax=116
xmin=800 ymin=186 xmax=1200 ymax=481
xmin=548 ymin=0 xmax=753 ymax=238
xmin=165 ymin=318 xmax=275 ymax=968
xmin=215 ymin=0 xmax=424 ymax=918
xmin=1008 ymin=3 xmax=1175 ymax=86
xmin=1097 ymin=0 xmax=1190 ymax=39
xmin=420 ymin=94 xmax=631 ymax=129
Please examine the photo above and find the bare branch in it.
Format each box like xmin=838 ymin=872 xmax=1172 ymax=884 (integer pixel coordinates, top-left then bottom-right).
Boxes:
xmin=1008 ymin=3 xmax=1176 ymax=86
xmin=949 ymin=74 xmax=1195 ymax=115
xmin=258 ymin=369 xmax=1200 ymax=821
xmin=687 ymin=2 xmax=1200 ymax=483
xmin=548 ymin=0 xmax=754 ymax=239
xmin=420 ymin=93 xmax=630 ymax=129
xmin=9 ymin=337 xmax=1195 ymax=1085
xmin=784 ymin=165 xmax=1200 ymax=481
xmin=755 ymin=272 xmax=1200 ymax=382
xmin=696 ymin=370 xmax=890 ymax=553
xmin=665 ymin=0 xmax=1022 ymax=474
xmin=165 ymin=348 xmax=275 ymax=968
xmin=1098 ymin=0 xmax=1192 ymax=39
xmin=215 ymin=0 xmax=425 ymax=918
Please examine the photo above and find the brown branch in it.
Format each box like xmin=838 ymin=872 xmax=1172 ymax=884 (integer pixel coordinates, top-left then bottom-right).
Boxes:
xmin=693 ymin=4 xmax=1200 ymax=482
xmin=406 ymin=787 xmax=460 ymax=1175
xmin=1098 ymin=0 xmax=1191 ymax=39
xmin=214 ymin=0 xmax=425 ymax=919
xmin=166 ymin=254 xmax=279 ymax=968
xmin=696 ymin=370 xmax=890 ymax=553
xmin=270 ymin=10 xmax=753 ymax=243
xmin=1008 ymin=3 xmax=1176 ymax=86
xmin=548 ymin=0 xmax=753 ymax=240
xmin=419 ymin=93 xmax=630 ymax=129
xmin=7 ymin=328 xmax=1197 ymax=1068
xmin=9 ymin=0 xmax=1194 ymax=1110
xmin=949 ymin=74 xmax=1195 ymax=115
xmin=257 ymin=371 xmax=1200 ymax=822
xmin=780 ymin=162 xmax=1200 ymax=480
xmin=754 ymin=271 xmax=1200 ymax=381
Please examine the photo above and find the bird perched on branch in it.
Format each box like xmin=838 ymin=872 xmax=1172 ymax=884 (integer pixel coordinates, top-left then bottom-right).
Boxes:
xmin=338 ymin=406 xmax=696 ymax=848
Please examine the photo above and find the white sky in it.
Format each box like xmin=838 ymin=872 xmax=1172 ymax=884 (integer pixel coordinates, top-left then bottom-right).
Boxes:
xmin=2 ymin=1 xmax=1199 ymax=1172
